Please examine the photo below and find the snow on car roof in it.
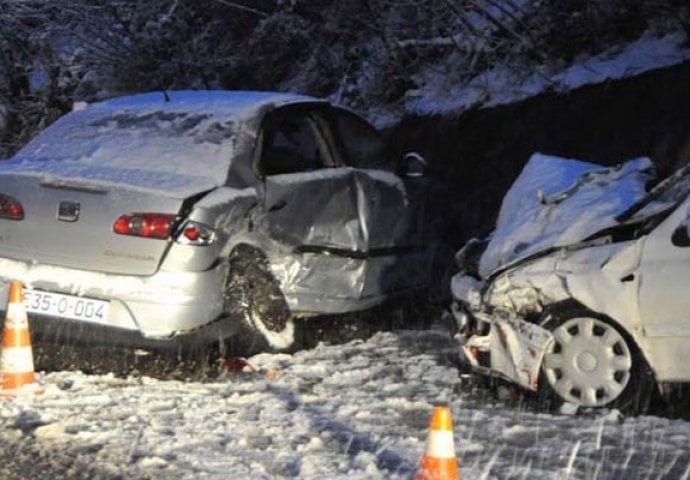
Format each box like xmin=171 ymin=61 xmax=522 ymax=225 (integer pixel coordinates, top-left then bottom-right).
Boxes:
xmin=89 ymin=90 xmax=319 ymax=117
xmin=0 ymin=91 xmax=320 ymax=198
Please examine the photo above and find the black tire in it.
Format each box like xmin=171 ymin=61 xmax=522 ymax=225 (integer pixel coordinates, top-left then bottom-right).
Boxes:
xmin=538 ymin=305 xmax=655 ymax=415
xmin=223 ymin=245 xmax=295 ymax=354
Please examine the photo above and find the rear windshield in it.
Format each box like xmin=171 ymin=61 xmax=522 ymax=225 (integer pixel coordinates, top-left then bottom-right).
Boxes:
xmin=15 ymin=106 xmax=238 ymax=186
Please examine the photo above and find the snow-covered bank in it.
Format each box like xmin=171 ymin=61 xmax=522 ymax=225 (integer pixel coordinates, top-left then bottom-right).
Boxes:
xmin=371 ymin=31 xmax=690 ymax=126
xmin=1 ymin=330 xmax=689 ymax=479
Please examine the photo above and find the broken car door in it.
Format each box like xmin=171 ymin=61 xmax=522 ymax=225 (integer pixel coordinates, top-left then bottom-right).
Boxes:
xmin=256 ymin=105 xmax=430 ymax=300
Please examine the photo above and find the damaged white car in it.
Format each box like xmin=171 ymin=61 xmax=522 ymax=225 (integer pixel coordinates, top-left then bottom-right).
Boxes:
xmin=451 ymin=152 xmax=690 ymax=412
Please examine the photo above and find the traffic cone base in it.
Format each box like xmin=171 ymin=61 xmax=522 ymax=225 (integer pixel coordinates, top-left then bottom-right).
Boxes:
xmin=0 ymin=379 xmax=43 ymax=397
xmin=417 ymin=406 xmax=460 ymax=480
xmin=0 ymin=281 xmax=42 ymax=396
xmin=418 ymin=457 xmax=459 ymax=480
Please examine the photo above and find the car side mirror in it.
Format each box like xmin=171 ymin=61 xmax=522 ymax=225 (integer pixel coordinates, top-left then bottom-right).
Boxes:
xmin=400 ymin=151 xmax=427 ymax=179
xmin=671 ymin=223 xmax=690 ymax=247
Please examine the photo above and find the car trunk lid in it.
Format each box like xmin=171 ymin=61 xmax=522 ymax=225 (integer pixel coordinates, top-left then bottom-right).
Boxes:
xmin=0 ymin=172 xmax=194 ymax=276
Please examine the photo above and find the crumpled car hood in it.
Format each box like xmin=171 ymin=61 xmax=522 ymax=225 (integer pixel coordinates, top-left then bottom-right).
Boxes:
xmin=478 ymin=153 xmax=655 ymax=278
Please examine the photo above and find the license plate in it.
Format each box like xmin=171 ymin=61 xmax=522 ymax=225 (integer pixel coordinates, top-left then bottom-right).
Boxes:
xmin=23 ymin=289 xmax=110 ymax=324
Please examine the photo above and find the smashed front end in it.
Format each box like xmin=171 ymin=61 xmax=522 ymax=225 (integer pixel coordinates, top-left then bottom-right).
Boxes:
xmin=450 ymin=152 xmax=660 ymax=391
xmin=450 ymin=251 xmax=556 ymax=391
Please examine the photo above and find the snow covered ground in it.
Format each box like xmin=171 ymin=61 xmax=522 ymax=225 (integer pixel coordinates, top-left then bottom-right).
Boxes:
xmin=1 ymin=328 xmax=689 ymax=479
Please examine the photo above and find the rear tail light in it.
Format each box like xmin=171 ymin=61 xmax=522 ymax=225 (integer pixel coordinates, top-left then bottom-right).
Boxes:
xmin=113 ymin=213 xmax=177 ymax=240
xmin=176 ymin=221 xmax=216 ymax=246
xmin=112 ymin=214 xmax=216 ymax=245
xmin=0 ymin=193 xmax=24 ymax=220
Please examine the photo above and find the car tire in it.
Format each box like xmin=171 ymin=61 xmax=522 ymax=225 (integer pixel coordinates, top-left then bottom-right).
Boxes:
xmin=538 ymin=305 xmax=655 ymax=414
xmin=223 ymin=246 xmax=296 ymax=353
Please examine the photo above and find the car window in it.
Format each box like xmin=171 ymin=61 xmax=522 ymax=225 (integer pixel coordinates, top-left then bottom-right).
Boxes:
xmin=259 ymin=111 xmax=326 ymax=176
xmin=331 ymin=108 xmax=392 ymax=170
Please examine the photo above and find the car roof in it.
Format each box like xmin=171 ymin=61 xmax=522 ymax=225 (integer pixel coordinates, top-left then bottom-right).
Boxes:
xmin=2 ymin=91 xmax=327 ymax=197
xmin=86 ymin=90 xmax=325 ymax=119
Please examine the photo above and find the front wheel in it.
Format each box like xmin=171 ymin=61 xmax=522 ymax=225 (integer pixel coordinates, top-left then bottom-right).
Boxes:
xmin=539 ymin=307 xmax=655 ymax=414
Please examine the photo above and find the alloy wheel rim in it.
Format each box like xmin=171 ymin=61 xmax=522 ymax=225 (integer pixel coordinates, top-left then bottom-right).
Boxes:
xmin=542 ymin=317 xmax=632 ymax=407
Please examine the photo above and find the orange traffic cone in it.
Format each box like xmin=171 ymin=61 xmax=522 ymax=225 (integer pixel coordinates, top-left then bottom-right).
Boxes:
xmin=417 ymin=406 xmax=460 ymax=480
xmin=0 ymin=281 xmax=42 ymax=396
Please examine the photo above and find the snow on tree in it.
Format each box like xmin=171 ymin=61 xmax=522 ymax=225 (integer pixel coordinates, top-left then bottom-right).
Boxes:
xmin=0 ymin=0 xmax=687 ymax=157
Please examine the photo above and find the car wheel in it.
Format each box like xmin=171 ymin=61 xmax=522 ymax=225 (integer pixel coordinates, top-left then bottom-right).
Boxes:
xmin=539 ymin=306 xmax=654 ymax=413
xmin=224 ymin=246 xmax=295 ymax=352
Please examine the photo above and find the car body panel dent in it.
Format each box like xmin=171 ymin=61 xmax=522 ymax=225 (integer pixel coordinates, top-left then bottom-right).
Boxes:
xmin=560 ymin=240 xmax=644 ymax=334
xmin=259 ymin=167 xmax=413 ymax=252
xmin=273 ymin=249 xmax=431 ymax=315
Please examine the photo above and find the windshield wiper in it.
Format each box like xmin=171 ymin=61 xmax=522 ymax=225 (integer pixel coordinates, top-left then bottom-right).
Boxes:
xmin=615 ymin=163 xmax=690 ymax=222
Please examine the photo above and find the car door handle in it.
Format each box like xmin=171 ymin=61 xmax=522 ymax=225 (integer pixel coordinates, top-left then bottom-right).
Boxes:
xmin=268 ymin=200 xmax=287 ymax=212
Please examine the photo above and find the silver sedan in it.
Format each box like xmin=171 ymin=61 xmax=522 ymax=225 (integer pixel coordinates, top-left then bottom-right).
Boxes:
xmin=0 ymin=91 xmax=431 ymax=352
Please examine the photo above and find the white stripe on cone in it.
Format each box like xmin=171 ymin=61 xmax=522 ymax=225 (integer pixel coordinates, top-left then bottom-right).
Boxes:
xmin=425 ymin=431 xmax=456 ymax=458
xmin=0 ymin=346 xmax=36 ymax=372
xmin=6 ymin=303 xmax=28 ymax=329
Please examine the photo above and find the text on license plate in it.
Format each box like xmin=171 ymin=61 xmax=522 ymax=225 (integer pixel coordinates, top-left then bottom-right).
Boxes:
xmin=23 ymin=289 xmax=110 ymax=323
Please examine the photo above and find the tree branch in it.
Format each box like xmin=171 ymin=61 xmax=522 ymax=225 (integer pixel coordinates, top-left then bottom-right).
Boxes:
xmin=214 ymin=0 xmax=268 ymax=17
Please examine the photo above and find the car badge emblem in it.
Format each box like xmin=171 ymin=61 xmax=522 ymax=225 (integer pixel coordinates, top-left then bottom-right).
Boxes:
xmin=57 ymin=201 xmax=80 ymax=222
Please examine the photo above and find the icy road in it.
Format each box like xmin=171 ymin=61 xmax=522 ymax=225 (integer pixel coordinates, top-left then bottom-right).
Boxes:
xmin=1 ymin=329 xmax=689 ymax=479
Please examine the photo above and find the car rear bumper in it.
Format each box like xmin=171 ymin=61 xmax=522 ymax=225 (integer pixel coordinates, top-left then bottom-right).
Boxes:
xmin=0 ymin=257 xmax=228 ymax=341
